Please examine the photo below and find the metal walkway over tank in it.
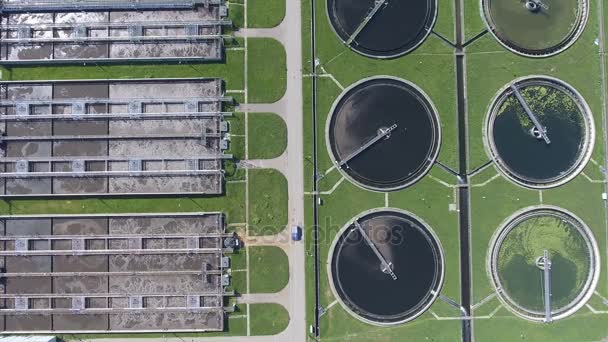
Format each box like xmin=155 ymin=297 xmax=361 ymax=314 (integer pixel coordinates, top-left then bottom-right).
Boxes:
xmin=0 ymin=212 xmax=235 ymax=332
xmin=346 ymin=0 xmax=388 ymax=45
xmin=539 ymin=249 xmax=553 ymax=323
xmin=0 ymin=155 xmax=230 ymax=179
xmin=510 ymin=84 xmax=551 ymax=144
xmin=0 ymin=0 xmax=224 ymax=12
xmin=337 ymin=123 xmax=398 ymax=167
xmin=0 ymin=78 xmax=231 ymax=197
xmin=354 ymin=219 xmax=398 ymax=280
xmin=0 ymin=21 xmax=230 ymax=44
xmin=0 ymin=0 xmax=230 ymax=64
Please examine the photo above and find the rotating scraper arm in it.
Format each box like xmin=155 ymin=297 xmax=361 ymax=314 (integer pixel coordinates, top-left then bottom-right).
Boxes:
xmin=541 ymin=250 xmax=553 ymax=323
xmin=346 ymin=0 xmax=388 ymax=45
xmin=510 ymin=84 xmax=551 ymax=144
xmin=354 ymin=220 xmax=397 ymax=280
xmin=337 ymin=123 xmax=398 ymax=167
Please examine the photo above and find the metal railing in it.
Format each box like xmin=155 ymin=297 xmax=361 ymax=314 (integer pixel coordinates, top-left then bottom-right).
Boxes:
xmin=0 ymin=0 xmax=223 ymax=12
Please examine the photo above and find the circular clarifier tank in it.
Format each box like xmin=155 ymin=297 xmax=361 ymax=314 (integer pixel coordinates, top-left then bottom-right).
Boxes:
xmin=482 ymin=0 xmax=588 ymax=57
xmin=488 ymin=206 xmax=600 ymax=322
xmin=485 ymin=76 xmax=594 ymax=189
xmin=327 ymin=0 xmax=437 ymax=58
xmin=327 ymin=76 xmax=441 ymax=192
xmin=329 ymin=208 xmax=444 ymax=325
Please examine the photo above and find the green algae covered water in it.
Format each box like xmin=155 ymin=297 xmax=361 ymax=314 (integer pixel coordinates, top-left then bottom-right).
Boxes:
xmin=496 ymin=213 xmax=591 ymax=313
xmin=484 ymin=0 xmax=585 ymax=55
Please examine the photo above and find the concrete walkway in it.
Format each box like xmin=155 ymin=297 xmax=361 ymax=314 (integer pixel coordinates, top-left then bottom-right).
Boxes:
xmin=237 ymin=285 xmax=290 ymax=308
xmin=238 ymin=102 xmax=286 ymax=116
xmin=244 ymin=228 xmax=292 ymax=251
xmin=237 ymin=1 xmax=306 ymax=341
xmin=236 ymin=28 xmax=283 ymax=40
xmin=240 ymin=152 xmax=288 ymax=176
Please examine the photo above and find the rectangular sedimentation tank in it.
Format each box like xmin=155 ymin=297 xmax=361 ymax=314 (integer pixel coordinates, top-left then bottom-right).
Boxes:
xmin=0 ymin=212 xmax=232 ymax=333
xmin=0 ymin=78 xmax=232 ymax=197
xmin=0 ymin=0 xmax=229 ymax=64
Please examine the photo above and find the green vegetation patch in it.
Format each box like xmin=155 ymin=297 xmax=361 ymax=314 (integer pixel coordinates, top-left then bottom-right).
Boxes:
xmin=248 ymin=38 xmax=286 ymax=103
xmin=230 ymin=247 xmax=247 ymax=270
xmin=225 ymin=160 xmax=246 ymax=181
xmin=248 ymin=169 xmax=288 ymax=235
xmin=229 ymin=1 xmax=245 ymax=30
xmin=228 ymin=112 xmax=246 ymax=136
xmin=497 ymin=85 xmax=584 ymax=132
xmin=496 ymin=214 xmax=591 ymax=311
xmin=249 ymin=303 xmax=290 ymax=335
xmin=249 ymin=113 xmax=287 ymax=159
xmin=487 ymin=0 xmax=581 ymax=51
xmin=228 ymin=134 xmax=246 ymax=161
xmin=1 ymin=46 xmax=245 ymax=89
xmin=229 ymin=270 xmax=248 ymax=295
xmin=250 ymin=246 xmax=289 ymax=293
xmin=0 ymin=182 xmax=246 ymax=224
xmin=248 ymin=0 xmax=286 ymax=28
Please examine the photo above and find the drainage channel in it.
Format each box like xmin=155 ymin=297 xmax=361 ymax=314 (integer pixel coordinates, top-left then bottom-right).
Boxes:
xmin=454 ymin=0 xmax=472 ymax=339
xmin=311 ymin=0 xmax=322 ymax=338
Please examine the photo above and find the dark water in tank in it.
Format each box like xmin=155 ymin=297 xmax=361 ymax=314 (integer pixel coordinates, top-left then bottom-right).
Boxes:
xmin=492 ymin=89 xmax=585 ymax=184
xmin=328 ymin=0 xmax=435 ymax=57
xmin=331 ymin=211 xmax=441 ymax=322
xmin=329 ymin=78 xmax=439 ymax=190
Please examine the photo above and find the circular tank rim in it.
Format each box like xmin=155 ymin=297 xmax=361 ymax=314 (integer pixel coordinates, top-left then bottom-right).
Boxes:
xmin=486 ymin=205 xmax=601 ymax=322
xmin=479 ymin=0 xmax=589 ymax=58
xmin=325 ymin=0 xmax=438 ymax=59
xmin=327 ymin=207 xmax=446 ymax=326
xmin=482 ymin=75 xmax=595 ymax=189
xmin=325 ymin=75 xmax=442 ymax=193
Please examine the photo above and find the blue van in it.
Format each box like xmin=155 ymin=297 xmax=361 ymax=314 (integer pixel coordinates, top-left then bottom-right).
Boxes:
xmin=291 ymin=225 xmax=302 ymax=241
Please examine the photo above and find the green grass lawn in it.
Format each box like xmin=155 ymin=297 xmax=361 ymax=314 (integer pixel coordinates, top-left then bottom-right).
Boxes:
xmin=230 ymin=247 xmax=248 ymax=270
xmin=228 ymin=112 xmax=246 ymax=136
xmin=249 ymin=113 xmax=287 ymax=159
xmin=303 ymin=0 xmax=608 ymax=340
xmin=229 ymin=0 xmax=245 ymax=30
xmin=0 ymin=42 xmax=245 ymax=88
xmin=249 ymin=246 xmax=289 ymax=293
xmin=0 ymin=181 xmax=246 ymax=223
xmin=247 ymin=0 xmax=285 ymax=28
xmin=226 ymin=112 xmax=246 ymax=163
xmin=302 ymin=0 xmax=462 ymax=339
xmin=249 ymin=303 xmax=290 ymax=335
xmin=248 ymin=38 xmax=287 ymax=103
xmin=248 ymin=168 xmax=288 ymax=235
xmin=228 ymin=135 xmax=246 ymax=161
xmin=463 ymin=0 xmax=608 ymax=339
xmin=229 ymin=270 xmax=248 ymax=296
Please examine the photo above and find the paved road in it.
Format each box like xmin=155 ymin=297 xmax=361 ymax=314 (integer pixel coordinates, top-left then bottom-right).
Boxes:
xmin=275 ymin=0 xmax=306 ymax=339
xmin=241 ymin=154 xmax=288 ymax=174
xmin=238 ymin=1 xmax=307 ymax=341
